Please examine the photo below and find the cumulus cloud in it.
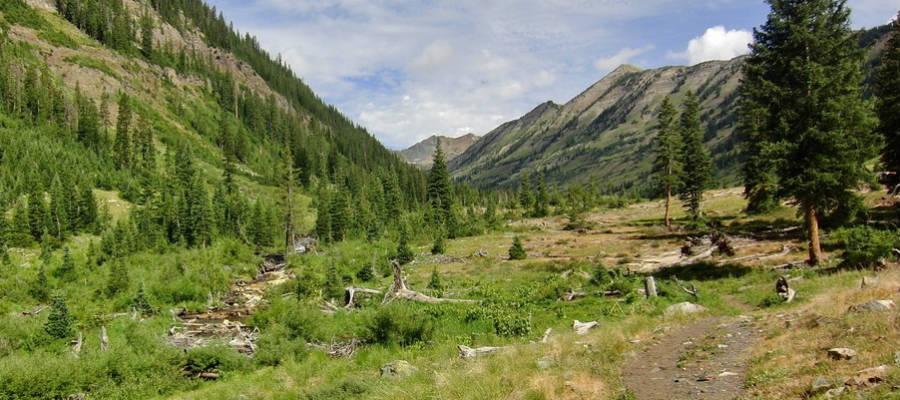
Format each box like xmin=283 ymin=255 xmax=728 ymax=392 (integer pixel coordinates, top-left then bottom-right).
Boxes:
xmin=594 ymin=46 xmax=654 ymax=72
xmin=671 ymin=26 xmax=752 ymax=65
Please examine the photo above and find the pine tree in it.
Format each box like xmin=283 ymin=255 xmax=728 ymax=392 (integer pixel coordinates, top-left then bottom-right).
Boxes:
xmin=740 ymin=0 xmax=879 ymax=265
xmin=427 ymin=268 xmax=444 ymax=297
xmin=79 ymin=185 xmax=98 ymax=231
xmin=315 ymin=193 xmax=332 ymax=243
xmin=54 ymin=247 xmax=75 ymax=281
xmin=30 ymin=264 xmax=49 ymax=302
xmin=114 ymin=93 xmax=133 ymax=169
xmin=355 ymin=262 xmax=375 ymax=282
xmin=431 ymin=230 xmax=446 ymax=255
xmin=519 ymin=174 xmax=534 ymax=211
xmin=677 ymin=92 xmax=711 ymax=222
xmin=329 ymin=192 xmax=349 ymax=242
xmin=508 ymin=236 xmax=527 ymax=260
xmin=27 ymin=191 xmax=46 ymax=241
xmin=135 ymin=120 xmax=156 ymax=176
xmin=282 ymin=146 xmax=298 ymax=253
xmin=876 ymin=12 xmax=900 ymax=191
xmin=396 ymin=228 xmax=415 ymax=265
xmin=427 ymin=139 xmax=453 ymax=229
xmin=106 ymin=260 xmax=130 ymax=297
xmin=140 ymin=8 xmax=154 ymax=59
xmin=652 ymin=97 xmax=683 ymax=228
xmin=44 ymin=293 xmax=72 ymax=339
xmin=533 ymin=175 xmax=549 ymax=218
xmin=132 ymin=286 xmax=154 ymax=316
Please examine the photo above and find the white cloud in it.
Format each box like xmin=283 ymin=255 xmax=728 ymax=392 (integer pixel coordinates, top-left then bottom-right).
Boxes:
xmin=670 ymin=26 xmax=752 ymax=65
xmin=594 ymin=46 xmax=654 ymax=72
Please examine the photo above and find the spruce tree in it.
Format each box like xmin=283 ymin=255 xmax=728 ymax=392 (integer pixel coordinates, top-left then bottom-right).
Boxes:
xmin=431 ymin=230 xmax=446 ymax=255
xmin=27 ymin=191 xmax=46 ymax=241
xmin=132 ymin=286 xmax=153 ymax=316
xmin=677 ymin=92 xmax=711 ymax=222
xmin=396 ymin=228 xmax=415 ymax=265
xmin=876 ymin=12 xmax=900 ymax=191
xmin=329 ymin=192 xmax=349 ymax=242
xmin=315 ymin=193 xmax=332 ymax=243
xmin=282 ymin=146 xmax=298 ymax=253
xmin=427 ymin=268 xmax=444 ymax=297
xmin=106 ymin=260 xmax=130 ymax=297
xmin=533 ymin=175 xmax=549 ymax=218
xmin=140 ymin=8 xmax=154 ymax=59
xmin=44 ymin=293 xmax=72 ymax=339
xmin=508 ymin=236 xmax=527 ymax=260
xmin=79 ymin=185 xmax=98 ymax=231
xmin=740 ymin=0 xmax=879 ymax=265
xmin=652 ymin=96 xmax=683 ymax=228
xmin=114 ymin=93 xmax=133 ymax=170
xmin=519 ymin=174 xmax=534 ymax=211
xmin=30 ymin=264 xmax=49 ymax=302
xmin=54 ymin=247 xmax=75 ymax=281
xmin=426 ymin=139 xmax=453 ymax=229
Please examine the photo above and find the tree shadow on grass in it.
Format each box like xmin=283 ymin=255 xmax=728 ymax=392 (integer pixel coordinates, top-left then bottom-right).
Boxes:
xmin=649 ymin=262 xmax=755 ymax=282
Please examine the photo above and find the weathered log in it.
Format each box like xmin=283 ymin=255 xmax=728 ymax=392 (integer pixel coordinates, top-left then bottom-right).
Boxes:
xmin=21 ymin=305 xmax=46 ymax=317
xmin=71 ymin=332 xmax=83 ymax=357
xmin=560 ymin=290 xmax=587 ymax=302
xmin=458 ymin=345 xmax=506 ymax=359
xmin=776 ymin=276 xmax=796 ymax=303
xmin=100 ymin=326 xmax=109 ymax=351
xmin=673 ymin=276 xmax=698 ymax=300
xmin=573 ymin=320 xmax=598 ymax=335
xmin=344 ymin=287 xmax=382 ymax=308
xmin=383 ymin=261 xmax=477 ymax=304
xmin=540 ymin=328 xmax=552 ymax=343
xmin=644 ymin=276 xmax=657 ymax=298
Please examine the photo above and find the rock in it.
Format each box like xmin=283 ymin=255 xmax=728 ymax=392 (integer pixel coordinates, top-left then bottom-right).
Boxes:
xmin=718 ymin=371 xmax=738 ymax=377
xmin=380 ymin=360 xmax=418 ymax=378
xmin=824 ymin=387 xmax=846 ymax=399
xmin=827 ymin=348 xmax=857 ymax=360
xmin=860 ymin=276 xmax=878 ymax=288
xmin=849 ymin=300 xmax=896 ymax=312
xmin=845 ymin=365 xmax=891 ymax=387
xmin=665 ymin=302 xmax=707 ymax=316
xmin=809 ymin=376 xmax=834 ymax=395
xmin=573 ymin=320 xmax=599 ymax=335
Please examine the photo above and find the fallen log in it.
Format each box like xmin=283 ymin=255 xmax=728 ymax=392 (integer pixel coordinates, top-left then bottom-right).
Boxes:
xmin=560 ymin=290 xmax=587 ymax=302
xmin=458 ymin=345 xmax=507 ymax=359
xmin=383 ymin=261 xmax=477 ymax=304
xmin=100 ymin=326 xmax=109 ymax=351
xmin=21 ymin=305 xmax=46 ymax=317
xmin=573 ymin=320 xmax=598 ymax=335
xmin=344 ymin=287 xmax=382 ymax=308
xmin=540 ymin=328 xmax=552 ymax=343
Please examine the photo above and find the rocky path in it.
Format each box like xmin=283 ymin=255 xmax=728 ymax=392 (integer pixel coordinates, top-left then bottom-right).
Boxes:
xmin=623 ymin=316 xmax=759 ymax=400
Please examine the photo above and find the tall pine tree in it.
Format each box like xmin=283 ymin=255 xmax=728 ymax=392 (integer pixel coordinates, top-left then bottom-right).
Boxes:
xmin=652 ymin=97 xmax=682 ymax=228
xmin=426 ymin=139 xmax=454 ymax=232
xmin=677 ymin=92 xmax=711 ymax=222
xmin=740 ymin=0 xmax=879 ymax=265
xmin=114 ymin=92 xmax=133 ymax=170
xmin=876 ymin=12 xmax=900 ymax=191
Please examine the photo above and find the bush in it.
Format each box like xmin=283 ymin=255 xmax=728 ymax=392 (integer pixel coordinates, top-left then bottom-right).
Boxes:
xmin=254 ymin=324 xmax=308 ymax=367
xmin=366 ymin=305 xmax=433 ymax=346
xmin=181 ymin=345 xmax=250 ymax=376
xmin=836 ymin=226 xmax=898 ymax=267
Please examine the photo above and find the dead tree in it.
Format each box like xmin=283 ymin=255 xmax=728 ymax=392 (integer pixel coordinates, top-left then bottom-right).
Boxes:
xmin=100 ymin=326 xmax=109 ymax=351
xmin=344 ymin=287 xmax=382 ymax=308
xmin=71 ymin=332 xmax=83 ymax=357
xmin=383 ymin=261 xmax=477 ymax=304
xmin=673 ymin=276 xmax=698 ymax=300
xmin=776 ymin=276 xmax=795 ymax=303
xmin=458 ymin=345 xmax=507 ymax=359
xmin=644 ymin=276 xmax=658 ymax=298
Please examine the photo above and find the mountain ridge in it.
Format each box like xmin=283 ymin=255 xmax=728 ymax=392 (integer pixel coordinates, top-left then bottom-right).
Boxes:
xmin=398 ymin=133 xmax=480 ymax=168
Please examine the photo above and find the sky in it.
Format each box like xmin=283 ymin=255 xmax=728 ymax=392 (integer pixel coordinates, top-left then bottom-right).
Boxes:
xmin=207 ymin=0 xmax=900 ymax=149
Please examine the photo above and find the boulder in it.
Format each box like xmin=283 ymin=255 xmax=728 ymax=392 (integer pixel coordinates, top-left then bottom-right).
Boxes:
xmin=380 ymin=360 xmax=418 ymax=378
xmin=845 ymin=365 xmax=891 ymax=387
xmin=809 ymin=376 xmax=834 ymax=395
xmin=827 ymin=348 xmax=857 ymax=360
xmin=849 ymin=300 xmax=896 ymax=313
xmin=824 ymin=387 xmax=846 ymax=399
xmin=664 ymin=302 xmax=707 ymax=316
xmin=573 ymin=320 xmax=599 ymax=335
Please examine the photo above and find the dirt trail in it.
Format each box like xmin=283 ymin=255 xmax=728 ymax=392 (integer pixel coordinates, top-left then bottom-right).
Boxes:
xmin=167 ymin=255 xmax=294 ymax=354
xmin=623 ymin=316 xmax=759 ymax=400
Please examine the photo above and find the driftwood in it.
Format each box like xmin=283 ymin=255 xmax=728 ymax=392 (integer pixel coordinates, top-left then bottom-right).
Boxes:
xmin=560 ymin=290 xmax=587 ymax=302
xmin=573 ymin=320 xmax=599 ymax=335
xmin=100 ymin=326 xmax=109 ymax=351
xmin=673 ymin=276 xmax=699 ymax=300
xmin=644 ymin=276 xmax=657 ymax=298
xmin=776 ymin=276 xmax=796 ymax=303
xmin=21 ymin=305 xmax=47 ymax=317
xmin=344 ymin=287 xmax=382 ymax=308
xmin=458 ymin=345 xmax=507 ymax=359
xmin=71 ymin=332 xmax=83 ymax=357
xmin=383 ymin=261 xmax=477 ymax=304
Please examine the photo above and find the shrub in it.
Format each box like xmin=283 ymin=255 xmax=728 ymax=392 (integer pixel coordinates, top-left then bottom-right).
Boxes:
xmin=254 ymin=324 xmax=308 ymax=367
xmin=44 ymin=294 xmax=72 ymax=339
xmin=181 ymin=345 xmax=250 ymax=376
xmin=837 ymin=226 xmax=898 ymax=267
xmin=366 ymin=305 xmax=433 ymax=346
xmin=508 ymin=236 xmax=527 ymax=260
xmin=355 ymin=263 xmax=375 ymax=282
xmin=396 ymin=230 xmax=415 ymax=265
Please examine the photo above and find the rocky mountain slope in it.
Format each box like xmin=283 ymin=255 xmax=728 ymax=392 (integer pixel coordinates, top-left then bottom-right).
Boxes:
xmin=399 ymin=133 xmax=480 ymax=168
xmin=450 ymin=29 xmax=889 ymax=193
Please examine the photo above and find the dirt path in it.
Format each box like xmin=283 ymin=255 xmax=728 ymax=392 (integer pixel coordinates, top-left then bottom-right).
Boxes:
xmin=623 ymin=316 xmax=759 ymax=400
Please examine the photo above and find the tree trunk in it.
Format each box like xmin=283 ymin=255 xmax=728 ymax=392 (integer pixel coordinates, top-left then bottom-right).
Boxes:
xmin=664 ymin=187 xmax=672 ymax=229
xmin=805 ymin=204 xmax=822 ymax=265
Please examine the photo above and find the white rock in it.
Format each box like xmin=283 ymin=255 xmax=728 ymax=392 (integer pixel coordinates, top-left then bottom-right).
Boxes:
xmin=665 ymin=302 xmax=707 ymax=316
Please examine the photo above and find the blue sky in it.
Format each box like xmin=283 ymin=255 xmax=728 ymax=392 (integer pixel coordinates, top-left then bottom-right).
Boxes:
xmin=207 ymin=0 xmax=900 ymax=149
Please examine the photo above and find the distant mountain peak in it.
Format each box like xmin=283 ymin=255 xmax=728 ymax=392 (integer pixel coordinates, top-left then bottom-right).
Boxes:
xmin=399 ymin=134 xmax=481 ymax=168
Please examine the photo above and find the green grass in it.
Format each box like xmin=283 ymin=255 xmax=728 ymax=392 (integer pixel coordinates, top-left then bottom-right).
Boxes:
xmin=63 ymin=55 xmax=118 ymax=79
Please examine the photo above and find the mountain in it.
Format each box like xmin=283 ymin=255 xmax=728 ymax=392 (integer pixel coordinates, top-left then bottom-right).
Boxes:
xmin=450 ymin=28 xmax=890 ymax=193
xmin=399 ymin=133 xmax=480 ymax=168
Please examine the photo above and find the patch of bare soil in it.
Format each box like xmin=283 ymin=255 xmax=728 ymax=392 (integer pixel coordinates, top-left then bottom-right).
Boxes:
xmin=623 ymin=316 xmax=759 ymax=400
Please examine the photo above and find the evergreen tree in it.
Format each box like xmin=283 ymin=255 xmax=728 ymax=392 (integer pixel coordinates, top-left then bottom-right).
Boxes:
xmin=30 ymin=264 xmax=49 ymax=302
xmin=427 ymin=268 xmax=444 ymax=297
xmin=508 ymin=236 xmax=527 ymax=260
xmin=48 ymin=176 xmax=70 ymax=239
xmin=396 ymin=228 xmax=415 ymax=265
xmin=135 ymin=120 xmax=156 ymax=177
xmin=27 ymin=191 xmax=46 ymax=241
xmin=282 ymin=146 xmax=298 ymax=253
xmin=677 ymin=92 xmax=711 ymax=222
xmin=44 ymin=293 xmax=72 ymax=339
xmin=533 ymin=175 xmax=549 ymax=218
xmin=652 ymin=97 xmax=683 ymax=228
xmin=132 ymin=286 xmax=154 ymax=316
xmin=426 ymin=139 xmax=453 ymax=229
xmin=114 ymin=93 xmax=133 ymax=170
xmin=519 ymin=174 xmax=534 ymax=211
xmin=329 ymin=192 xmax=349 ymax=242
xmin=431 ymin=230 xmax=446 ymax=255
xmin=355 ymin=262 xmax=375 ymax=282
xmin=54 ymin=247 xmax=75 ymax=281
xmin=140 ymin=8 xmax=154 ymax=59
xmin=315 ymin=193 xmax=332 ymax=243
xmin=740 ymin=0 xmax=879 ymax=264
xmin=106 ymin=260 xmax=130 ymax=297
xmin=79 ymin=185 xmax=99 ymax=231
xmin=876 ymin=12 xmax=900 ymax=190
